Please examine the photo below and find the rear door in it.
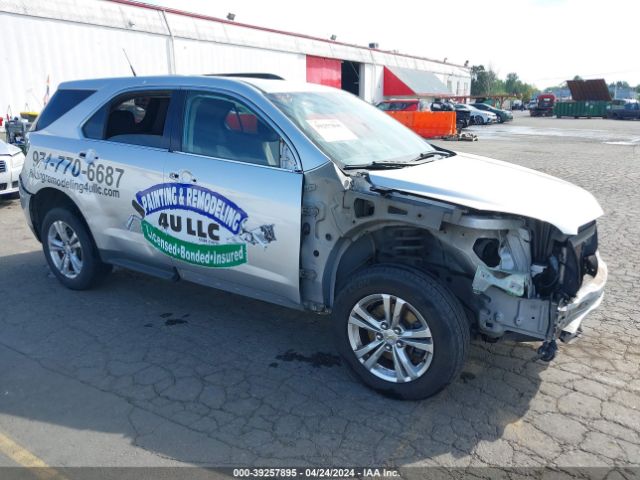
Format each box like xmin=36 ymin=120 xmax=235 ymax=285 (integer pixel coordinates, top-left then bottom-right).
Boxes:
xmin=75 ymin=89 xmax=181 ymax=275
xmin=158 ymin=90 xmax=303 ymax=306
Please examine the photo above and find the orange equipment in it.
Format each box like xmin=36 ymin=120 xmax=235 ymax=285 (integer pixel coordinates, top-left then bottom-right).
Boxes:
xmin=385 ymin=111 xmax=456 ymax=138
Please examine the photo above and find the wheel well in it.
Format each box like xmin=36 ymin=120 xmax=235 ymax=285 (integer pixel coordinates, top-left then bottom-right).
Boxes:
xmin=331 ymin=226 xmax=474 ymax=307
xmin=30 ymin=188 xmax=88 ymax=242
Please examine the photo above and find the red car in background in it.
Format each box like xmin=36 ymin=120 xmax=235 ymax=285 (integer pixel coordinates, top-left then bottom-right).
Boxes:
xmin=376 ymin=99 xmax=426 ymax=112
xmin=376 ymin=99 xmax=470 ymax=128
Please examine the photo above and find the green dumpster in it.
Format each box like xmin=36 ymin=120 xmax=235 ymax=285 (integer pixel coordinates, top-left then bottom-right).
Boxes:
xmin=554 ymin=101 xmax=610 ymax=118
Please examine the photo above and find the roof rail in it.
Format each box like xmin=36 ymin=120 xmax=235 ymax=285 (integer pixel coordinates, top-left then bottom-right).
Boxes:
xmin=206 ymin=73 xmax=285 ymax=80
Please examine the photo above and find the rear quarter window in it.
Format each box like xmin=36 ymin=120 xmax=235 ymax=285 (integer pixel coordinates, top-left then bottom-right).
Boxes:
xmin=33 ymin=89 xmax=95 ymax=131
xmin=83 ymin=91 xmax=172 ymax=149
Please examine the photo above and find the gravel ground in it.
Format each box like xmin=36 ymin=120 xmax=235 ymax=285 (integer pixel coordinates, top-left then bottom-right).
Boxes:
xmin=0 ymin=112 xmax=638 ymax=476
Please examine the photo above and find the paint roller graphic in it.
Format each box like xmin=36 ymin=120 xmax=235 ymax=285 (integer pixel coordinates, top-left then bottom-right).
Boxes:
xmin=126 ymin=199 xmax=145 ymax=232
xmin=126 ymin=199 xmax=276 ymax=247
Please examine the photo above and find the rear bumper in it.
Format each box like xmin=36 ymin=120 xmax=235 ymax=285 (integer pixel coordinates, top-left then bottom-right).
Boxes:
xmin=558 ymin=252 xmax=607 ymax=335
xmin=18 ymin=174 xmax=37 ymax=237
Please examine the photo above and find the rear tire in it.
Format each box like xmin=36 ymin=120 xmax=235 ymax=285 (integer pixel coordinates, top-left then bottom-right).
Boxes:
xmin=332 ymin=266 xmax=470 ymax=400
xmin=41 ymin=208 xmax=111 ymax=290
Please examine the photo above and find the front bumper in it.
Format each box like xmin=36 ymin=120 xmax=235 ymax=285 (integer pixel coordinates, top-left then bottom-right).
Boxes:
xmin=0 ymin=161 xmax=20 ymax=195
xmin=558 ymin=252 xmax=608 ymax=335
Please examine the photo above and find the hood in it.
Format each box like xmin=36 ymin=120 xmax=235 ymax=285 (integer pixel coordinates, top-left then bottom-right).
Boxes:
xmin=0 ymin=140 xmax=21 ymax=156
xmin=366 ymin=152 xmax=603 ymax=234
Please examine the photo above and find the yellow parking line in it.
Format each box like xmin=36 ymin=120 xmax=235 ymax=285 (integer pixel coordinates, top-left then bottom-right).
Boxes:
xmin=0 ymin=430 xmax=69 ymax=480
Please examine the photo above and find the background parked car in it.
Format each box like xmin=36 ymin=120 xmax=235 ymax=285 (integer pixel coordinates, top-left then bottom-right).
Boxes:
xmin=471 ymin=102 xmax=513 ymax=123
xmin=0 ymin=139 xmax=24 ymax=198
xmin=529 ymin=94 xmax=556 ymax=117
xmin=527 ymin=99 xmax=538 ymax=110
xmin=376 ymin=99 xmax=429 ymax=112
xmin=431 ymin=100 xmax=470 ymax=129
xmin=376 ymin=99 xmax=470 ymax=130
xmin=606 ymin=99 xmax=640 ymax=120
xmin=454 ymin=104 xmax=497 ymax=125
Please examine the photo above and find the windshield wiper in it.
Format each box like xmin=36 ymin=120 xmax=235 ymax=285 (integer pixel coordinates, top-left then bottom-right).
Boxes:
xmin=343 ymin=150 xmax=452 ymax=170
xmin=409 ymin=150 xmax=452 ymax=162
xmin=342 ymin=161 xmax=412 ymax=170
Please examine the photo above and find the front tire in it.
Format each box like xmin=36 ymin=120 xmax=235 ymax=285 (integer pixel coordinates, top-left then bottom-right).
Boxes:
xmin=332 ymin=266 xmax=470 ymax=400
xmin=41 ymin=208 xmax=111 ymax=290
xmin=474 ymin=115 xmax=484 ymax=125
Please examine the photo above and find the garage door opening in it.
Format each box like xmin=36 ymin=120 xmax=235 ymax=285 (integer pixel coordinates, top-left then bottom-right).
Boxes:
xmin=341 ymin=61 xmax=361 ymax=96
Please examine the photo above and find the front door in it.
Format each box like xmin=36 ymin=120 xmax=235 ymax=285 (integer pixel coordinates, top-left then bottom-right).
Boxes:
xmin=155 ymin=90 xmax=303 ymax=306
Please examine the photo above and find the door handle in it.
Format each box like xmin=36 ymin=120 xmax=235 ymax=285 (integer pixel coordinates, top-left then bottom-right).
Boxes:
xmin=169 ymin=170 xmax=197 ymax=183
xmin=78 ymin=149 xmax=98 ymax=163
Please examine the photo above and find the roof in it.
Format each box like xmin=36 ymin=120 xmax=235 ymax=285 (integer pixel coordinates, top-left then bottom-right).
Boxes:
xmin=59 ymin=74 xmax=338 ymax=94
xmin=0 ymin=0 xmax=471 ymax=82
xmin=0 ymin=139 xmax=22 ymax=156
xmin=383 ymin=66 xmax=451 ymax=97
xmin=108 ymin=0 xmax=469 ymax=69
xmin=566 ymin=79 xmax=612 ymax=101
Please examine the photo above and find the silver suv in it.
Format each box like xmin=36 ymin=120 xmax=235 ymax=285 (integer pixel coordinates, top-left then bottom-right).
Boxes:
xmin=20 ymin=75 xmax=607 ymax=399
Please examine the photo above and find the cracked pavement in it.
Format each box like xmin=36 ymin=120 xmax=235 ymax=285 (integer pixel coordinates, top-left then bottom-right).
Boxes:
xmin=0 ymin=113 xmax=638 ymax=471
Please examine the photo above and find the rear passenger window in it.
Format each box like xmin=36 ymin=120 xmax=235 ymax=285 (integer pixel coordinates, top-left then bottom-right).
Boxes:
xmin=34 ymin=89 xmax=95 ymax=131
xmin=181 ymin=93 xmax=281 ymax=167
xmin=83 ymin=91 xmax=171 ymax=149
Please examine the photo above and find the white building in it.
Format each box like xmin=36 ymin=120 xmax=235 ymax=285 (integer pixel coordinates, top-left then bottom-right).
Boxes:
xmin=0 ymin=0 xmax=471 ymax=116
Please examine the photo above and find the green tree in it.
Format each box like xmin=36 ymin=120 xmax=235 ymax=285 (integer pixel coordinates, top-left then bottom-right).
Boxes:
xmin=471 ymin=65 xmax=500 ymax=96
xmin=470 ymin=65 xmax=487 ymax=95
xmin=505 ymin=73 xmax=519 ymax=94
xmin=470 ymin=66 xmax=537 ymax=100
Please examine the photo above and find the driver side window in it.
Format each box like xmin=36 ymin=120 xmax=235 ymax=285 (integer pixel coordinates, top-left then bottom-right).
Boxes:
xmin=182 ymin=92 xmax=282 ymax=168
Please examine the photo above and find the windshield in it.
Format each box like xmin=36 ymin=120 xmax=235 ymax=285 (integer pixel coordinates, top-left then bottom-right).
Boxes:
xmin=267 ymin=90 xmax=434 ymax=166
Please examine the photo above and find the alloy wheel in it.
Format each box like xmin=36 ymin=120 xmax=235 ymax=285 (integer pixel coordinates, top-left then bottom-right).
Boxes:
xmin=347 ymin=294 xmax=434 ymax=383
xmin=47 ymin=220 xmax=83 ymax=279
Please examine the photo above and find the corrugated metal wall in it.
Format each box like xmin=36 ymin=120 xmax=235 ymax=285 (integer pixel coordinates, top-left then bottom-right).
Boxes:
xmin=0 ymin=0 xmax=471 ymax=115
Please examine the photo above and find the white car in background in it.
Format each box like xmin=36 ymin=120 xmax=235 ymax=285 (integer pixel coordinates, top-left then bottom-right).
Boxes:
xmin=0 ymin=140 xmax=24 ymax=197
xmin=454 ymin=104 xmax=497 ymax=125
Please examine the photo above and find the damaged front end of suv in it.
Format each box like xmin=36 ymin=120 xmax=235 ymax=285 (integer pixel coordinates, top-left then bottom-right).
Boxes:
xmin=300 ymin=155 xmax=607 ymax=362
xmin=464 ymin=216 xmax=606 ymax=359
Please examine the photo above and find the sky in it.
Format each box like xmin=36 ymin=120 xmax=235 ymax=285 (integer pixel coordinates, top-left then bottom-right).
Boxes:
xmin=144 ymin=0 xmax=640 ymax=88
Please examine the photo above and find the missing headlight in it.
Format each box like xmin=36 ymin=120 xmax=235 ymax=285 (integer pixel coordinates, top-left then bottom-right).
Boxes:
xmin=473 ymin=238 xmax=500 ymax=267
